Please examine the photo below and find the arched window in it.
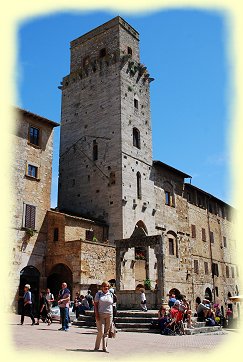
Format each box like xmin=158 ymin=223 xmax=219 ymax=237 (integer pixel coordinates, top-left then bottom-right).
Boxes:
xmin=167 ymin=231 xmax=178 ymax=257
xmin=128 ymin=46 xmax=132 ymax=56
xmin=163 ymin=181 xmax=175 ymax=207
xmin=93 ymin=140 xmax=98 ymax=161
xmin=99 ymin=48 xmax=106 ymax=58
xmin=136 ymin=172 xmax=141 ymax=199
xmin=133 ymin=128 xmax=140 ymax=149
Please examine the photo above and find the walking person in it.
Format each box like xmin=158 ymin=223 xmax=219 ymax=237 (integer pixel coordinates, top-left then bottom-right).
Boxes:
xmin=140 ymin=288 xmax=147 ymax=311
xmin=36 ymin=290 xmax=50 ymax=325
xmin=94 ymin=281 xmax=113 ymax=352
xmin=20 ymin=284 xmax=36 ymax=325
xmin=57 ymin=282 xmax=70 ymax=331
xmin=45 ymin=288 xmax=54 ymax=308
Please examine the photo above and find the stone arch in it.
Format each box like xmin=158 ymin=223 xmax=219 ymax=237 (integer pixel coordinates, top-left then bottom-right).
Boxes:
xmin=168 ymin=288 xmax=181 ymax=298
xmin=130 ymin=220 xmax=148 ymax=238
xmin=18 ymin=265 xmax=40 ymax=315
xmin=47 ymin=263 xmax=73 ymax=301
xmin=205 ymin=287 xmax=213 ymax=301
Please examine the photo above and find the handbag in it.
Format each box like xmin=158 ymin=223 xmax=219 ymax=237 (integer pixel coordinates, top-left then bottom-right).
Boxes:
xmin=108 ymin=321 xmax=116 ymax=338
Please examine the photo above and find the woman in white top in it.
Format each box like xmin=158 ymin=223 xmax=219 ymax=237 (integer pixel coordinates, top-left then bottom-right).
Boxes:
xmin=94 ymin=281 xmax=113 ymax=352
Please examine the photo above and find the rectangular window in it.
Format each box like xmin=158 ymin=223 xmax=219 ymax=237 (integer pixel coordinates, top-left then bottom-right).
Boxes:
xmin=212 ymin=263 xmax=219 ymax=277
xmin=202 ymin=228 xmax=206 ymax=241
xmin=231 ymin=266 xmax=235 ymax=278
xmin=29 ymin=126 xmax=40 ymax=146
xmin=53 ymin=228 xmax=59 ymax=242
xmin=27 ymin=164 xmax=38 ymax=178
xmin=210 ymin=231 xmax=214 ymax=243
xmin=86 ymin=229 xmax=94 ymax=241
xmin=168 ymin=238 xmax=174 ymax=255
xmin=223 ymin=236 xmax=227 ymax=248
xmin=194 ymin=260 xmax=199 ymax=274
xmin=134 ymin=98 xmax=138 ymax=109
xmin=204 ymin=262 xmax=209 ymax=275
xmin=215 ymin=286 xmax=219 ymax=297
xmin=226 ymin=265 xmax=229 ymax=278
xmin=24 ymin=204 xmax=36 ymax=229
xmin=187 ymin=192 xmax=192 ymax=202
xmin=191 ymin=224 xmax=196 ymax=238
xmin=165 ymin=191 xmax=170 ymax=206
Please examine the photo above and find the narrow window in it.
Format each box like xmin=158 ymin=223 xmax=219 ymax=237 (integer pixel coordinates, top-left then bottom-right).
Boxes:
xmin=110 ymin=172 xmax=116 ymax=185
xmin=223 ymin=236 xmax=227 ymax=248
xmin=231 ymin=267 xmax=235 ymax=278
xmin=165 ymin=191 xmax=170 ymax=206
xmin=134 ymin=98 xmax=139 ymax=109
xmin=194 ymin=260 xmax=199 ymax=274
xmin=99 ymin=48 xmax=106 ymax=58
xmin=136 ymin=172 xmax=141 ymax=199
xmin=212 ymin=263 xmax=219 ymax=277
xmin=215 ymin=287 xmax=219 ymax=297
xmin=29 ymin=126 xmax=40 ymax=146
xmin=210 ymin=231 xmax=214 ymax=243
xmin=204 ymin=262 xmax=209 ymax=275
xmin=53 ymin=228 xmax=59 ymax=242
xmin=202 ymin=228 xmax=206 ymax=242
xmin=93 ymin=140 xmax=98 ymax=161
xmin=226 ymin=265 xmax=229 ymax=278
xmin=187 ymin=192 xmax=192 ymax=202
xmin=133 ymin=128 xmax=140 ymax=149
xmin=24 ymin=204 xmax=36 ymax=229
xmin=127 ymin=46 xmax=132 ymax=55
xmin=27 ymin=164 xmax=38 ymax=178
xmin=191 ymin=224 xmax=196 ymax=238
xmin=169 ymin=238 xmax=174 ymax=255
xmin=86 ymin=229 xmax=94 ymax=241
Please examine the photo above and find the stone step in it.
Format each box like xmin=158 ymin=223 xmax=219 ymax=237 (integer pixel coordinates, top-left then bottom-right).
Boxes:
xmin=73 ymin=311 xmax=224 ymax=335
xmin=184 ymin=325 xmax=223 ymax=335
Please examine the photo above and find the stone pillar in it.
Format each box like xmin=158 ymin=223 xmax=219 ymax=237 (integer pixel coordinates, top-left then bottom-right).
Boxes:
xmin=155 ymin=234 xmax=166 ymax=307
xmin=116 ymin=246 xmax=128 ymax=291
xmin=116 ymin=247 xmax=122 ymax=291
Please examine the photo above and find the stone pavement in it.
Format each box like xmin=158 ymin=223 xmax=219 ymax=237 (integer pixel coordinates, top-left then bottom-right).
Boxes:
xmin=8 ymin=313 xmax=239 ymax=360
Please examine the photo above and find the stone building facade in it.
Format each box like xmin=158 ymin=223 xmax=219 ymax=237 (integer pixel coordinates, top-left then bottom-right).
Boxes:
xmin=11 ymin=108 xmax=59 ymax=312
xmin=57 ymin=16 xmax=240 ymax=315
xmin=12 ymin=17 xmax=240 ymax=317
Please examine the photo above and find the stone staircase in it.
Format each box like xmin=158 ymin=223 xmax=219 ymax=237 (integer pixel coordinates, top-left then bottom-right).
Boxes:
xmin=73 ymin=310 xmax=223 ymax=335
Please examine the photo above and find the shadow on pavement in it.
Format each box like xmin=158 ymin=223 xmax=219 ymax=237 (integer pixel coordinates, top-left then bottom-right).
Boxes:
xmin=66 ymin=348 xmax=103 ymax=352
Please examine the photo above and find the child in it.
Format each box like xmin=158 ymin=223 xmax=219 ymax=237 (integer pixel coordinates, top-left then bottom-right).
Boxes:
xmin=140 ymin=288 xmax=147 ymax=311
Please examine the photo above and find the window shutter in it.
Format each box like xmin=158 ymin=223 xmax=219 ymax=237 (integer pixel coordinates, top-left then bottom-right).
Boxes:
xmin=25 ymin=204 xmax=36 ymax=229
xmin=202 ymin=228 xmax=206 ymax=241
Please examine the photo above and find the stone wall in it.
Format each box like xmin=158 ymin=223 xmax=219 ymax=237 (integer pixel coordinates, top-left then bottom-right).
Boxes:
xmin=10 ymin=108 xmax=57 ymax=311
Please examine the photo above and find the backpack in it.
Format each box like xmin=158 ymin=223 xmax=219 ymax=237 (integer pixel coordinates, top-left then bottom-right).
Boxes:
xmin=110 ymin=291 xmax=117 ymax=303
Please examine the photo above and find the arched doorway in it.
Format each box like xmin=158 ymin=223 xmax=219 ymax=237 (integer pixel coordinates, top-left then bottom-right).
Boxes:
xmin=18 ymin=266 xmax=40 ymax=316
xmin=205 ymin=287 xmax=212 ymax=301
xmin=168 ymin=288 xmax=181 ymax=298
xmin=47 ymin=263 xmax=73 ymax=303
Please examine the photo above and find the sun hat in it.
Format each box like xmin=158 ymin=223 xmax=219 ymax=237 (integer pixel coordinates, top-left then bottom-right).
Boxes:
xmin=25 ymin=284 xmax=31 ymax=289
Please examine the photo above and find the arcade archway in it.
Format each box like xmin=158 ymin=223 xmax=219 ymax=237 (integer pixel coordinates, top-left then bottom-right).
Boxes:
xmin=47 ymin=263 xmax=73 ymax=302
xmin=18 ymin=266 xmax=40 ymax=315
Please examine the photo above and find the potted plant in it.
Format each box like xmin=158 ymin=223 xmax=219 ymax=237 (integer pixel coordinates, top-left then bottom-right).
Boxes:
xmin=144 ymin=278 xmax=151 ymax=290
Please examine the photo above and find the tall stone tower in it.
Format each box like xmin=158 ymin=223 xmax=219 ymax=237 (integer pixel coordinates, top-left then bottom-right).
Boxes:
xmin=58 ymin=17 xmax=156 ymax=242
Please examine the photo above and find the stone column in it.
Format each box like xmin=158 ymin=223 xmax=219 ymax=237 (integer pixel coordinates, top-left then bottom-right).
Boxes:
xmin=116 ymin=247 xmax=122 ymax=292
xmin=155 ymin=234 xmax=165 ymax=306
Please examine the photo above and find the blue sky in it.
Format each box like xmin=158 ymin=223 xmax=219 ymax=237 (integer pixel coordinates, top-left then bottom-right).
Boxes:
xmin=17 ymin=9 xmax=231 ymax=207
